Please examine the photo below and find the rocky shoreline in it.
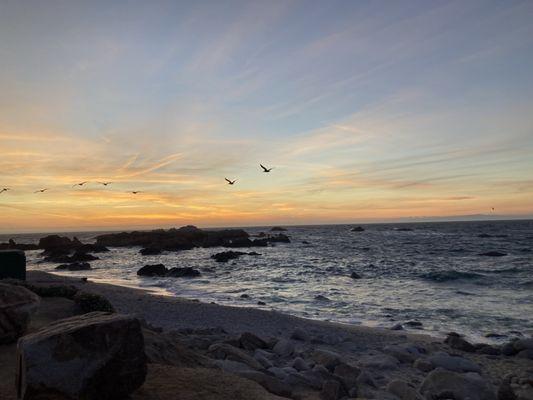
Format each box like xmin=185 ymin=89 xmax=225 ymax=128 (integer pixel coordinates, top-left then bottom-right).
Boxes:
xmin=1 ymin=271 xmax=531 ymax=399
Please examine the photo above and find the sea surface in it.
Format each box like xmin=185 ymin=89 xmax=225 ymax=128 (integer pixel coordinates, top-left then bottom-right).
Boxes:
xmin=3 ymin=220 xmax=533 ymax=342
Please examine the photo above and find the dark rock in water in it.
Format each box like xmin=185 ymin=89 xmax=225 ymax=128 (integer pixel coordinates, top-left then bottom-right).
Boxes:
xmin=240 ymin=294 xmax=250 ymax=299
xmin=479 ymin=251 xmax=507 ymax=257
xmin=43 ymin=250 xmax=99 ymax=264
xmin=478 ymin=233 xmax=493 ymax=238
xmin=445 ymin=333 xmax=476 ymax=352
xmin=55 ymin=262 xmax=91 ymax=271
xmin=267 ymin=233 xmax=290 ymax=243
xmin=270 ymin=226 xmax=287 ymax=231
xmin=404 ymin=320 xmax=423 ymax=328
xmin=350 ymin=271 xmax=362 ymax=279
xmin=140 ymin=247 xmax=163 ymax=255
xmin=0 ymin=283 xmax=40 ymax=344
xmin=70 ymin=251 xmax=99 ymax=262
xmin=0 ymin=239 xmax=39 ymax=251
xmin=351 ymin=226 xmax=365 ymax=232
xmin=0 ymin=250 xmax=26 ymax=280
xmin=251 ymin=238 xmax=268 ymax=247
xmin=390 ymin=323 xmax=404 ymax=331
xmin=485 ymin=332 xmax=507 ymax=339
xmin=314 ymin=295 xmax=330 ymax=301
xmin=166 ymin=267 xmax=200 ymax=278
xmin=302 ymin=240 xmax=310 ymax=244
xmin=211 ymin=250 xmax=259 ymax=262
xmin=38 ymin=234 xmax=76 ymax=250
xmin=137 ymin=264 xmax=168 ymax=276
xmin=396 ymin=228 xmax=413 ymax=231
xmin=76 ymin=243 xmax=109 ymax=253
xmin=17 ymin=312 xmax=147 ymax=400
xmin=257 ymin=301 xmax=266 ymax=305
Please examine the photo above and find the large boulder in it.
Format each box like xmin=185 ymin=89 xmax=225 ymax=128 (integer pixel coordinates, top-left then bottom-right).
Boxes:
xmin=17 ymin=312 xmax=147 ymax=400
xmin=0 ymin=283 xmax=40 ymax=344
xmin=420 ymin=369 xmax=496 ymax=400
xmin=427 ymin=351 xmax=481 ymax=373
xmin=137 ymin=264 xmax=168 ymax=276
xmin=38 ymin=235 xmax=75 ymax=251
xmin=0 ymin=250 xmax=26 ymax=280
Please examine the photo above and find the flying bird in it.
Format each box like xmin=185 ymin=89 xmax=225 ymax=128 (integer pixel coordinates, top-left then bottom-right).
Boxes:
xmin=98 ymin=182 xmax=112 ymax=186
xmin=260 ymin=164 xmax=273 ymax=173
xmin=131 ymin=191 xmax=142 ymax=194
xmin=491 ymin=207 xmax=495 ymax=212
xmin=225 ymin=178 xmax=237 ymax=185
xmin=34 ymin=188 xmax=48 ymax=193
xmin=72 ymin=181 xmax=88 ymax=187
xmin=0 ymin=188 xmax=10 ymax=194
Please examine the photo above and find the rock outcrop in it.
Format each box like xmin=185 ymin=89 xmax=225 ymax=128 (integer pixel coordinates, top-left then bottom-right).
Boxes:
xmin=420 ymin=369 xmax=496 ymax=400
xmin=0 ymin=283 xmax=40 ymax=344
xmin=0 ymin=250 xmax=27 ymax=280
xmin=17 ymin=312 xmax=147 ymax=400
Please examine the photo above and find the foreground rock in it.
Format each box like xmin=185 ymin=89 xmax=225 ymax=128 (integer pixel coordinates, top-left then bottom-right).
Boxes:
xmin=420 ymin=369 xmax=496 ymax=400
xmin=0 ymin=283 xmax=40 ymax=344
xmin=0 ymin=250 xmax=26 ymax=280
xmin=17 ymin=312 xmax=147 ymax=400
xmin=55 ymin=262 xmax=91 ymax=271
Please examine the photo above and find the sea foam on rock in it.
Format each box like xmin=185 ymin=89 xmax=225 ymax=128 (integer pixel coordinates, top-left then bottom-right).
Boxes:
xmin=17 ymin=312 xmax=147 ymax=400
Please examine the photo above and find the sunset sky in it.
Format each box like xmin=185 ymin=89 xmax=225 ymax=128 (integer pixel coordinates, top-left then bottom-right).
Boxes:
xmin=1 ymin=0 xmax=533 ymax=233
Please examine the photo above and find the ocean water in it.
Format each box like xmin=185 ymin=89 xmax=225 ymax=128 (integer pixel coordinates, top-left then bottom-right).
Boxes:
xmin=3 ymin=220 xmax=533 ymax=342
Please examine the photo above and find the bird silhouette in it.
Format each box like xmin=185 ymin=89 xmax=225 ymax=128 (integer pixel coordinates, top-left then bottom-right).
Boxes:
xmin=491 ymin=207 xmax=495 ymax=212
xmin=225 ymin=178 xmax=237 ymax=185
xmin=131 ymin=191 xmax=142 ymax=194
xmin=98 ymin=182 xmax=112 ymax=186
xmin=260 ymin=164 xmax=273 ymax=173
xmin=34 ymin=188 xmax=48 ymax=193
xmin=72 ymin=181 xmax=88 ymax=187
xmin=0 ymin=188 xmax=10 ymax=194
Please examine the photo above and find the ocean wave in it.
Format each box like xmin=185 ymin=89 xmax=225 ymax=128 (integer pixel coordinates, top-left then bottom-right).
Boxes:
xmin=420 ymin=270 xmax=484 ymax=282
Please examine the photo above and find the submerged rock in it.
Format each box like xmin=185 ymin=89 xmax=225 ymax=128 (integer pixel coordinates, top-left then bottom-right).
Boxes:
xmin=17 ymin=312 xmax=147 ymax=400
xmin=350 ymin=226 xmax=365 ymax=232
xmin=166 ymin=267 xmax=201 ymax=278
xmin=55 ymin=262 xmax=91 ymax=271
xmin=140 ymin=247 xmax=162 ymax=255
xmin=350 ymin=271 xmax=362 ymax=279
xmin=0 ymin=283 xmax=40 ymax=344
xmin=137 ymin=264 xmax=168 ymax=276
xmin=211 ymin=251 xmax=260 ymax=262
xmin=479 ymin=251 xmax=507 ymax=257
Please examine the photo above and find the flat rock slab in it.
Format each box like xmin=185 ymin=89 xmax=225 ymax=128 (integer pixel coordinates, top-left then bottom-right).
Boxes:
xmin=17 ymin=311 xmax=146 ymax=400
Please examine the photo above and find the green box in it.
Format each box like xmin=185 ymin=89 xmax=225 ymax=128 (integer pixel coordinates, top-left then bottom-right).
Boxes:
xmin=0 ymin=250 xmax=26 ymax=281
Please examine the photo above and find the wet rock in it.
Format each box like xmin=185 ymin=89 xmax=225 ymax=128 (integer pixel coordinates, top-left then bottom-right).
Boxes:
xmin=513 ymin=338 xmax=533 ymax=352
xmin=391 ymin=323 xmax=404 ymax=331
xmin=516 ymin=349 xmax=533 ymax=360
xmin=350 ymin=226 xmax=365 ymax=232
xmin=240 ymin=294 xmax=250 ymax=298
xmin=267 ymin=233 xmax=291 ymax=243
xmin=270 ymin=227 xmax=287 ymax=232
xmin=315 ymin=294 xmax=330 ymax=301
xmin=291 ymin=327 xmax=310 ymax=341
xmin=272 ymin=338 xmax=295 ymax=357
xmin=321 ymin=379 xmax=344 ymax=400
xmin=140 ymin=247 xmax=162 ymax=255
xmin=310 ymin=349 xmax=342 ymax=371
xmin=254 ymin=350 xmax=274 ymax=369
xmin=137 ymin=264 xmax=168 ymax=276
xmin=332 ymin=362 xmax=360 ymax=390
xmin=350 ymin=271 xmax=362 ymax=279
xmin=404 ymin=320 xmax=423 ymax=328
xmin=414 ymin=358 xmax=434 ymax=372
xmin=239 ymin=332 xmax=268 ymax=351
xmin=427 ymin=351 xmax=481 ymax=373
xmin=237 ymin=371 xmax=292 ymax=397
xmin=384 ymin=344 xmax=423 ymax=363
xmin=166 ymin=267 xmax=200 ymax=278
xmin=17 ymin=312 xmax=146 ymax=400
xmin=502 ymin=341 xmax=519 ymax=356
xmin=290 ymin=357 xmax=310 ymax=371
xmin=420 ymin=369 xmax=496 ymax=400
xmin=38 ymin=234 xmax=76 ymax=250
xmin=474 ymin=343 xmax=501 ymax=355
xmin=207 ymin=343 xmax=263 ymax=370
xmin=0 ymin=283 xmax=40 ymax=344
xmin=499 ymin=373 xmax=533 ymax=400
xmin=387 ymin=379 xmax=423 ymax=400
xmin=55 ymin=262 xmax=91 ymax=271
xmin=445 ymin=332 xmax=476 ymax=352
xmin=479 ymin=251 xmax=507 ymax=257
xmin=257 ymin=301 xmax=266 ymax=305
xmin=359 ymin=353 xmax=400 ymax=370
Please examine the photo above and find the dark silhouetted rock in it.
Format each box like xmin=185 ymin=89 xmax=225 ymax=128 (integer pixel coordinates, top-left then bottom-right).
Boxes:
xmin=0 ymin=249 xmax=26 ymax=280
xmin=76 ymin=243 xmax=109 ymax=253
xmin=0 ymin=240 xmax=39 ymax=251
xmin=38 ymin=234 xmax=75 ymax=250
xmin=17 ymin=312 xmax=147 ymax=400
xmin=350 ymin=271 xmax=362 ymax=279
xmin=166 ymin=267 xmax=200 ymax=278
xmin=396 ymin=227 xmax=413 ymax=231
xmin=239 ymin=332 xmax=268 ymax=351
xmin=137 ymin=264 xmax=168 ymax=277
xmin=55 ymin=262 xmax=91 ymax=271
xmin=267 ymin=233 xmax=290 ymax=243
xmin=420 ymin=369 xmax=496 ymax=400
xmin=479 ymin=251 xmax=507 ymax=257
xmin=270 ymin=227 xmax=287 ymax=231
xmin=445 ymin=332 xmax=476 ymax=352
xmin=211 ymin=251 xmax=248 ymax=262
xmin=140 ymin=247 xmax=163 ymax=255
xmin=0 ymin=283 xmax=40 ymax=344
xmin=351 ymin=226 xmax=365 ymax=232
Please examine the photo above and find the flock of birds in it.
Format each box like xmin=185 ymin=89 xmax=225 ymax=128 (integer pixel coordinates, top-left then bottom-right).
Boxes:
xmin=0 ymin=164 xmax=274 ymax=195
